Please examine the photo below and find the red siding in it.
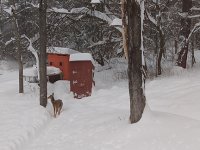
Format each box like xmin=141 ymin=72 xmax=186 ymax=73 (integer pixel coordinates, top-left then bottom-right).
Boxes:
xmin=70 ymin=61 xmax=93 ymax=99
xmin=48 ymin=54 xmax=71 ymax=80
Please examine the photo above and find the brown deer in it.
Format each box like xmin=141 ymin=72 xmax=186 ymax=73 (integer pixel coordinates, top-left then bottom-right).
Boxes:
xmin=47 ymin=93 xmax=63 ymax=118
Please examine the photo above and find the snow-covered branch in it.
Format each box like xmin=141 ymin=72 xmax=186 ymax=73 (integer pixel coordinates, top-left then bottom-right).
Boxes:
xmin=145 ymin=10 xmax=157 ymax=26
xmin=26 ymin=2 xmax=39 ymax=8
xmin=21 ymin=34 xmax=40 ymax=79
xmin=5 ymin=38 xmax=15 ymax=46
xmin=49 ymin=7 xmax=112 ymax=23
xmin=188 ymin=14 xmax=200 ymax=19
xmin=88 ymin=38 xmax=121 ymax=48
xmin=191 ymin=7 xmax=200 ymax=11
xmin=187 ymin=22 xmax=200 ymax=43
xmin=48 ymin=7 xmax=122 ymax=32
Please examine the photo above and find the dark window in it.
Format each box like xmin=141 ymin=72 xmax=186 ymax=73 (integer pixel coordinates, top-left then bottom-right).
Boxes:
xmin=60 ymin=62 xmax=63 ymax=66
xmin=50 ymin=62 xmax=53 ymax=66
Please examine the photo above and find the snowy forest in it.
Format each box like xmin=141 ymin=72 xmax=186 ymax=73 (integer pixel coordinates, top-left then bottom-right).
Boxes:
xmin=1 ymin=0 xmax=200 ymax=74
xmin=1 ymin=0 xmax=200 ymax=150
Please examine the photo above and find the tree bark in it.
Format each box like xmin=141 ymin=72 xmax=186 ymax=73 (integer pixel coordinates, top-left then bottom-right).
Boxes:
xmin=12 ymin=0 xmax=24 ymax=93
xmin=39 ymin=0 xmax=47 ymax=107
xmin=121 ymin=0 xmax=128 ymax=59
xmin=176 ymin=0 xmax=192 ymax=68
xmin=191 ymin=35 xmax=196 ymax=67
xmin=157 ymin=28 xmax=165 ymax=75
xmin=175 ymin=39 xmax=178 ymax=54
xmin=0 ymin=0 xmax=2 ymax=35
xmin=126 ymin=0 xmax=146 ymax=124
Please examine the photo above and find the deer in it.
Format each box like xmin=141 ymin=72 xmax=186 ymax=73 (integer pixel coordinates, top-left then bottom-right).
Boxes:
xmin=47 ymin=93 xmax=63 ymax=118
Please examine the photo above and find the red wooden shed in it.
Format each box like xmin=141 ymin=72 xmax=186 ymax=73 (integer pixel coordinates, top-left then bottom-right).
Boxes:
xmin=69 ymin=53 xmax=95 ymax=99
xmin=47 ymin=47 xmax=77 ymax=81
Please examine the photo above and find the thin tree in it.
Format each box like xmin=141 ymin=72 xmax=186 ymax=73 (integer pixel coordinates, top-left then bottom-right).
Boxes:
xmin=126 ymin=0 xmax=146 ymax=123
xmin=39 ymin=0 xmax=47 ymax=107
xmin=0 ymin=0 xmax=2 ymax=35
xmin=11 ymin=0 xmax=24 ymax=93
xmin=176 ymin=0 xmax=192 ymax=68
xmin=121 ymin=0 xmax=128 ymax=59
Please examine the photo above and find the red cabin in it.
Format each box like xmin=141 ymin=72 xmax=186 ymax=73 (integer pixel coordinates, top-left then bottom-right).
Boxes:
xmin=47 ymin=47 xmax=77 ymax=81
xmin=69 ymin=53 xmax=95 ymax=99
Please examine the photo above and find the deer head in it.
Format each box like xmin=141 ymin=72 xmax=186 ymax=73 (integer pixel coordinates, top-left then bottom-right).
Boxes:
xmin=47 ymin=93 xmax=55 ymax=102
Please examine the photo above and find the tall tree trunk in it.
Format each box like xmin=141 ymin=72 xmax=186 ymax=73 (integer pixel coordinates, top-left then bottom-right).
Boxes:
xmin=126 ymin=0 xmax=146 ymax=124
xmin=0 ymin=0 xmax=2 ymax=35
xmin=191 ymin=35 xmax=196 ymax=67
xmin=121 ymin=0 xmax=128 ymax=59
xmin=175 ymin=38 xmax=178 ymax=54
xmin=12 ymin=0 xmax=24 ymax=93
xmin=176 ymin=0 xmax=192 ymax=68
xmin=39 ymin=0 xmax=47 ymax=107
xmin=157 ymin=28 xmax=165 ymax=75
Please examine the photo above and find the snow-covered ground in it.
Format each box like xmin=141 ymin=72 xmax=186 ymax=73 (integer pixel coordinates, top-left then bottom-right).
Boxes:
xmin=1 ymin=58 xmax=200 ymax=150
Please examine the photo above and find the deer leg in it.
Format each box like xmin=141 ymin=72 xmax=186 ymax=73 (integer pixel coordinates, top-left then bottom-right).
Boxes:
xmin=53 ymin=106 xmax=56 ymax=118
xmin=58 ymin=105 xmax=61 ymax=115
xmin=55 ymin=107 xmax=57 ymax=118
xmin=58 ymin=107 xmax=61 ymax=115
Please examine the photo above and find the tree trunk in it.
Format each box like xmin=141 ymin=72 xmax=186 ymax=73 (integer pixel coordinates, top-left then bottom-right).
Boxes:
xmin=39 ymin=0 xmax=47 ymax=107
xmin=191 ymin=35 xmax=196 ymax=67
xmin=121 ymin=0 xmax=128 ymax=59
xmin=157 ymin=28 xmax=165 ymax=75
xmin=126 ymin=0 xmax=146 ymax=124
xmin=0 ymin=0 xmax=2 ymax=35
xmin=12 ymin=0 xmax=24 ymax=93
xmin=175 ymin=38 xmax=178 ymax=54
xmin=176 ymin=0 xmax=192 ymax=68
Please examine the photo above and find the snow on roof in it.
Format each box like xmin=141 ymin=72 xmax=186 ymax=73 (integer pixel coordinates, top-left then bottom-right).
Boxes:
xmin=110 ymin=18 xmax=122 ymax=26
xmin=23 ymin=66 xmax=61 ymax=77
xmin=91 ymin=0 xmax=101 ymax=4
xmin=69 ymin=53 xmax=95 ymax=65
xmin=47 ymin=47 xmax=78 ymax=55
xmin=47 ymin=66 xmax=62 ymax=76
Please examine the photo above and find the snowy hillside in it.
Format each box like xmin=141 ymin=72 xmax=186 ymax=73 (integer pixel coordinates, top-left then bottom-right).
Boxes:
xmin=1 ymin=58 xmax=200 ymax=150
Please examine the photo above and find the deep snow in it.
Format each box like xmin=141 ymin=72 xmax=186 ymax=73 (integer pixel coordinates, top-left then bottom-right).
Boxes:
xmin=1 ymin=59 xmax=200 ymax=150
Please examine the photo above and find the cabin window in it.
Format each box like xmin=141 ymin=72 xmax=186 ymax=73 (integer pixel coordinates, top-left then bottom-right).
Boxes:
xmin=50 ymin=62 xmax=53 ymax=66
xmin=59 ymin=62 xmax=63 ymax=66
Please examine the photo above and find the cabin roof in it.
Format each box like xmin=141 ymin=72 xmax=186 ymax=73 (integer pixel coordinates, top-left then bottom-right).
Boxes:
xmin=47 ymin=47 xmax=78 ymax=55
xmin=69 ymin=53 xmax=95 ymax=65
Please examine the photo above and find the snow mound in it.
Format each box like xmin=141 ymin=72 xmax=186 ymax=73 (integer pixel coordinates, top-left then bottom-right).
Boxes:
xmin=23 ymin=66 xmax=38 ymax=77
xmin=170 ymin=66 xmax=186 ymax=76
xmin=194 ymin=50 xmax=200 ymax=64
xmin=49 ymin=80 xmax=71 ymax=99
